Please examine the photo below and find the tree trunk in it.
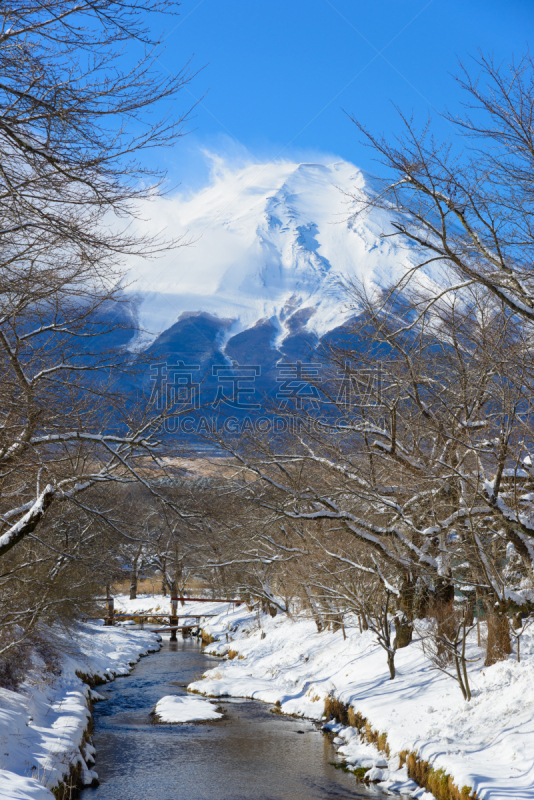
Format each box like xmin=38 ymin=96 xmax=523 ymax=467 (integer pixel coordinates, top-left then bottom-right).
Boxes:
xmin=387 ymin=651 xmax=396 ymax=679
xmin=485 ymin=608 xmax=512 ymax=666
xmin=475 ymin=588 xmax=481 ymax=647
xmin=394 ymin=619 xmax=413 ymax=649
xmin=414 ymin=582 xmax=430 ymax=619
xmin=396 ymin=576 xmax=415 ymax=648
xmin=129 ymin=546 xmax=143 ymax=600
xmin=454 ymin=654 xmax=468 ymax=701
xmin=331 ymin=613 xmax=343 ymax=633
xmin=129 ymin=568 xmax=138 ymax=600
xmin=431 ymin=582 xmax=455 ymax=661
xmin=434 ymin=577 xmax=455 ymax=605
xmin=303 ymin=586 xmax=324 ymax=633
xmin=464 ymin=602 xmax=474 ymax=626
xmin=161 ymin=559 xmax=167 ymax=596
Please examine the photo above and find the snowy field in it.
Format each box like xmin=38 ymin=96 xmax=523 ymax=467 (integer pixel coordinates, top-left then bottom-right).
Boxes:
xmin=0 ymin=621 xmax=160 ymax=800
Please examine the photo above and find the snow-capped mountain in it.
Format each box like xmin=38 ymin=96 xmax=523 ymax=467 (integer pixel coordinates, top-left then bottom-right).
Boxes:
xmin=115 ymin=158 xmax=428 ymax=427
xmin=129 ymin=159 xmax=416 ymax=352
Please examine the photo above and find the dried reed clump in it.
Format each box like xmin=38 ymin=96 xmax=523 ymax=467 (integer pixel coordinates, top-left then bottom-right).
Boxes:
xmin=270 ymin=699 xmax=283 ymax=715
xmin=324 ymin=695 xmax=351 ymax=725
xmin=363 ymin=723 xmax=390 ymax=757
xmin=51 ymin=761 xmax=84 ymax=799
xmin=324 ymin=697 xmax=475 ymax=798
xmin=201 ymin=630 xmax=214 ymax=645
xmin=324 ymin=697 xmax=368 ymax=733
xmin=406 ymin=753 xmax=477 ymax=800
xmin=227 ymin=649 xmax=238 ymax=660
xmin=347 ymin=707 xmax=366 ymax=730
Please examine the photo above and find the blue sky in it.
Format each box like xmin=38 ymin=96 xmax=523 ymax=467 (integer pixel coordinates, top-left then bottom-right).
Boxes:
xmin=147 ymin=0 xmax=533 ymax=191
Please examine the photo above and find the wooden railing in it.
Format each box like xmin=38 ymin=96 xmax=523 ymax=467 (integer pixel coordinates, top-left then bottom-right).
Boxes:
xmin=93 ymin=596 xmax=241 ymax=636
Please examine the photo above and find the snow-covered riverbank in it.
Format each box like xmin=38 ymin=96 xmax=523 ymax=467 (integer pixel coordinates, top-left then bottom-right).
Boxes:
xmin=151 ymin=597 xmax=534 ymax=800
xmin=0 ymin=621 xmax=160 ymax=800
xmin=3 ymin=592 xmax=530 ymax=799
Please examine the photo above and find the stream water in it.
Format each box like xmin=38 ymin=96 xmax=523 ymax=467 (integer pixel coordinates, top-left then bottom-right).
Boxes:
xmin=80 ymin=637 xmax=386 ymax=800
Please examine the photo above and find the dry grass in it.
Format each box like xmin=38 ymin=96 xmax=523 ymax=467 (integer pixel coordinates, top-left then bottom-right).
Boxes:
xmin=324 ymin=695 xmax=352 ymax=726
xmin=407 ymin=753 xmax=477 ymax=799
xmin=364 ymin=725 xmax=390 ymax=758
xmin=323 ymin=698 xmax=386 ymax=753
xmin=159 ymin=456 xmax=256 ymax=482
xmin=51 ymin=762 xmax=84 ymax=799
xmin=270 ymin=699 xmax=283 ymax=715
xmin=347 ymin=707 xmax=366 ymax=730
xmin=112 ymin=577 xmax=159 ymax=595
xmin=324 ymin=697 xmax=367 ymax=733
xmin=227 ymin=649 xmax=238 ymax=660
xmin=324 ymin=698 xmax=476 ymax=798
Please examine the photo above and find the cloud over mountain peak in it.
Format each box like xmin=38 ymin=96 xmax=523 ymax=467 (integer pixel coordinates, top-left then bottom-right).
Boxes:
xmin=128 ymin=158 xmax=414 ymax=350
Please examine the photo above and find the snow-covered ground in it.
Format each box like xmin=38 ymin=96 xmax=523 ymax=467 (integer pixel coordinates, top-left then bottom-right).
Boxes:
xmin=18 ymin=593 xmax=530 ymax=799
xmin=158 ymin=599 xmax=534 ymax=800
xmin=153 ymin=695 xmax=222 ymax=723
xmin=0 ymin=621 xmax=160 ymax=800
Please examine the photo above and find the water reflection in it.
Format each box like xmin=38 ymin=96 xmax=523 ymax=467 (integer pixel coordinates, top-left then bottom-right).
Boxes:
xmin=81 ymin=638 xmax=385 ymax=800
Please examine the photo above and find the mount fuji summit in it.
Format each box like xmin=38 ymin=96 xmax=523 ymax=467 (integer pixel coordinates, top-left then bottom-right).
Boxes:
xmin=121 ymin=159 xmax=421 ymax=410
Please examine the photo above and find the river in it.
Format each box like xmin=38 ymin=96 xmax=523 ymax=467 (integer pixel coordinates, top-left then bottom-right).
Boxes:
xmin=80 ymin=637 xmax=387 ymax=800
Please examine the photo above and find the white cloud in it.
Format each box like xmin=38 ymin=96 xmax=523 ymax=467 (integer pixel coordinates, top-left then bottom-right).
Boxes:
xmin=125 ymin=151 xmax=419 ymax=348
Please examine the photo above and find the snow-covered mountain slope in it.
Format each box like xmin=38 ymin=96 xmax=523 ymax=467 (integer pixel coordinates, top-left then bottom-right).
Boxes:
xmin=129 ymin=159 xmax=418 ymax=350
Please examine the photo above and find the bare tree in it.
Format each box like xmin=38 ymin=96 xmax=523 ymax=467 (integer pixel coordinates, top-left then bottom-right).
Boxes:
xmin=349 ymin=54 xmax=534 ymax=324
xmin=0 ymin=0 xmax=196 ymax=681
xmin=509 ymin=612 xmax=534 ymax=664
xmin=417 ymin=607 xmax=478 ymax=701
xmin=0 ymin=0 xmax=194 ymax=559
xmin=206 ymin=269 xmax=534 ymax=667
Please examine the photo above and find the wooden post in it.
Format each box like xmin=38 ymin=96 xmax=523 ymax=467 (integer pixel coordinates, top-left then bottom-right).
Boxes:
xmin=476 ymin=588 xmax=481 ymax=647
xmin=170 ymin=598 xmax=178 ymax=641
xmin=105 ymin=597 xmax=114 ymax=626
